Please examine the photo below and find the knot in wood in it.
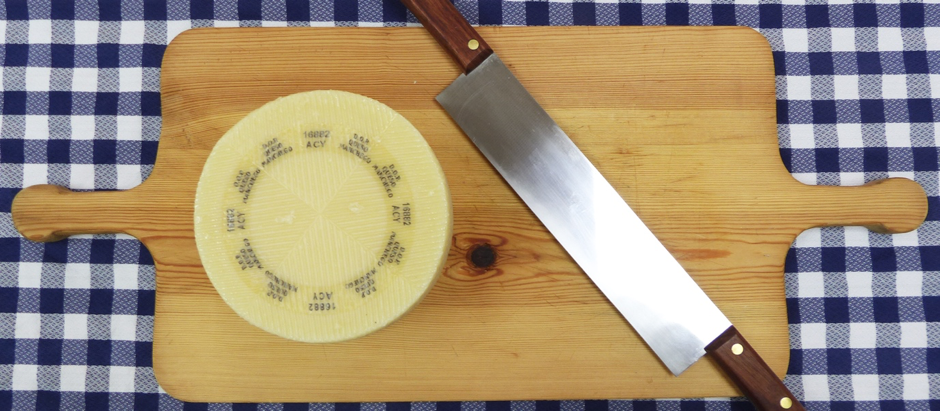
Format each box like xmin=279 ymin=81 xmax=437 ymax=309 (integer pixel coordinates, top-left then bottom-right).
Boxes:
xmin=467 ymin=243 xmax=496 ymax=269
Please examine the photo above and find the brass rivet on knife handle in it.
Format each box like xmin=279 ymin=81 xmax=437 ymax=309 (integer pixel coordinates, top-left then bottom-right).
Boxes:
xmin=705 ymin=326 xmax=805 ymax=411
xmin=399 ymin=0 xmax=493 ymax=73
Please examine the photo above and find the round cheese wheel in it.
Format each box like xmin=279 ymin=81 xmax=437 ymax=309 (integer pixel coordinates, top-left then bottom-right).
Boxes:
xmin=193 ymin=90 xmax=452 ymax=343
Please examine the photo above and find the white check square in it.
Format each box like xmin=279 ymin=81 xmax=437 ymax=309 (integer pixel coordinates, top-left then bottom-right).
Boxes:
xmin=926 ymin=27 xmax=940 ymax=51
xmin=27 ymin=20 xmax=52 ymax=44
xmin=903 ymin=374 xmax=930 ymax=400
xmin=18 ymin=262 xmax=42 ymax=288
xmin=74 ymin=21 xmax=99 ymax=44
xmin=831 ymin=28 xmax=856 ymax=52
xmin=60 ymin=365 xmax=88 ymax=391
xmin=833 ymin=75 xmax=860 ymax=99
xmin=839 ymin=172 xmax=865 ymax=186
xmin=900 ymin=322 xmax=927 ymax=348
xmin=69 ymin=164 xmax=95 ymax=190
xmin=795 ymin=228 xmax=822 ymax=247
xmin=798 ymin=272 xmax=825 ymax=298
xmin=849 ymin=322 xmax=876 ymax=348
xmin=877 ymin=28 xmax=904 ymax=51
xmin=118 ymin=68 xmax=143 ymax=92
xmin=109 ymin=366 xmax=137 ymax=393
xmin=788 ymin=124 xmax=816 ymax=148
xmin=782 ymin=29 xmax=809 ymax=52
xmin=896 ymin=271 xmax=923 ymax=296
xmin=119 ymin=21 xmax=146 ymax=44
xmin=882 ymin=75 xmax=908 ymax=99
xmin=801 ymin=323 xmax=827 ymax=349
xmin=167 ymin=20 xmax=192 ymax=43
xmin=72 ymin=68 xmax=99 ymax=92
xmin=846 ymin=271 xmax=873 ymax=297
xmin=11 ymin=364 xmax=38 ymax=391
xmin=20 ymin=106 xmax=47 ymax=136
xmin=14 ymin=313 xmax=40 ymax=339
xmin=111 ymin=315 xmax=138 ymax=341
xmin=64 ymin=263 xmax=92 ymax=289
xmin=113 ymin=264 xmax=139 ymax=290
xmin=25 ymin=67 xmax=51 ymax=91
xmin=787 ymin=76 xmax=812 ymax=100
xmin=70 ymin=116 xmax=96 ymax=140
xmin=802 ymin=375 xmax=830 ymax=401
xmin=116 ymin=116 xmax=143 ymax=141
xmin=22 ymin=163 xmax=48 ymax=187
xmin=852 ymin=375 xmax=880 ymax=401
xmin=791 ymin=173 xmax=816 ymax=185
xmin=884 ymin=123 xmax=911 ymax=147
xmin=844 ymin=227 xmax=870 ymax=247
xmin=63 ymin=313 xmax=88 ymax=340
xmin=116 ymin=165 xmax=143 ymax=189
xmin=24 ymin=115 xmax=49 ymax=140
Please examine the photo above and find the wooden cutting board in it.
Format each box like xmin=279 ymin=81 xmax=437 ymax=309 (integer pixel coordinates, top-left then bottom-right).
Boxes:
xmin=12 ymin=27 xmax=927 ymax=403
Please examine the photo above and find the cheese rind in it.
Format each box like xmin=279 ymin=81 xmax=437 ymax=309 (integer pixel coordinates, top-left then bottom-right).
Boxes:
xmin=194 ymin=91 xmax=452 ymax=343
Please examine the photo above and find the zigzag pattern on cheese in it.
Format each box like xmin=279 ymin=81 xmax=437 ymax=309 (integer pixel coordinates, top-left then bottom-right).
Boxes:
xmin=194 ymin=90 xmax=452 ymax=343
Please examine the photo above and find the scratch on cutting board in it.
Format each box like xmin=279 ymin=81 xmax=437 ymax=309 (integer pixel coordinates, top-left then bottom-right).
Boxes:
xmin=182 ymin=126 xmax=194 ymax=146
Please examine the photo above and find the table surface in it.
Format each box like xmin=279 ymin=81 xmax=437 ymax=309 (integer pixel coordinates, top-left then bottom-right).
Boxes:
xmin=0 ymin=1 xmax=938 ymax=411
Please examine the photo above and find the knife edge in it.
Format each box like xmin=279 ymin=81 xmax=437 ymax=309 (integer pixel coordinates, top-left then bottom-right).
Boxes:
xmin=437 ymin=53 xmax=732 ymax=376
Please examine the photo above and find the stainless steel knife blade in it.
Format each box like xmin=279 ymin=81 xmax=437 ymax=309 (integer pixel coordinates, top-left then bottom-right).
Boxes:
xmin=437 ymin=53 xmax=731 ymax=376
xmin=399 ymin=0 xmax=803 ymax=409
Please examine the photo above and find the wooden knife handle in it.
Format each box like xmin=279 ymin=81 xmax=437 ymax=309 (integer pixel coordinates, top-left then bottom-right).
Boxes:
xmin=706 ymin=326 xmax=805 ymax=411
xmin=399 ymin=0 xmax=493 ymax=73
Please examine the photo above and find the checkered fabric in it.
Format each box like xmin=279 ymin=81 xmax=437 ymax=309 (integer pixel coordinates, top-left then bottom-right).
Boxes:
xmin=0 ymin=0 xmax=937 ymax=410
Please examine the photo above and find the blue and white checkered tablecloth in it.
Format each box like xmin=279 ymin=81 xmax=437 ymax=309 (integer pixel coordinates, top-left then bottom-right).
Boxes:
xmin=0 ymin=1 xmax=937 ymax=410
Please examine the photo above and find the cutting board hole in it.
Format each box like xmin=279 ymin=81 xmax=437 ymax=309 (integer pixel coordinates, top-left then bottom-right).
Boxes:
xmin=467 ymin=243 xmax=497 ymax=268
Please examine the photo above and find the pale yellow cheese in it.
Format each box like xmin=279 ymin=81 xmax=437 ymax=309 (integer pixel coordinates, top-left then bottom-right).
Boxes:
xmin=194 ymin=90 xmax=452 ymax=343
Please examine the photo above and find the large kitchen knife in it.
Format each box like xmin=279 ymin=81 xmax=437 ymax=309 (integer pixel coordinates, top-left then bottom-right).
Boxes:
xmin=400 ymin=1 xmax=804 ymax=410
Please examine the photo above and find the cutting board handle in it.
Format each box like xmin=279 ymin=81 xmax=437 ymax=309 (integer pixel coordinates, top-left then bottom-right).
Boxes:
xmin=12 ymin=184 xmax=152 ymax=242
xmin=797 ymin=177 xmax=927 ymax=234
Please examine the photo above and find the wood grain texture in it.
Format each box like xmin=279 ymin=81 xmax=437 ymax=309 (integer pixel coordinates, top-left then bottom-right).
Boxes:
xmin=399 ymin=0 xmax=493 ymax=72
xmin=10 ymin=27 xmax=928 ymax=403
xmin=706 ymin=326 xmax=805 ymax=411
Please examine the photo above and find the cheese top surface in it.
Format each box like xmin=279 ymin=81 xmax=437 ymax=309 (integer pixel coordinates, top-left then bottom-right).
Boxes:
xmin=193 ymin=90 xmax=452 ymax=343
